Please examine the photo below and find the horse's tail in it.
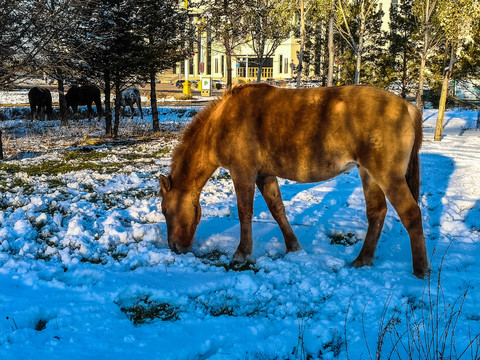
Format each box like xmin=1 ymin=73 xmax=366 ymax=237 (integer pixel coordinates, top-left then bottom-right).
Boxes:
xmin=406 ymin=105 xmax=423 ymax=203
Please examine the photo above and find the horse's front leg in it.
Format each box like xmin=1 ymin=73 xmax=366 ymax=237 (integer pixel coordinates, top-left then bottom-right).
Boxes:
xmin=87 ymin=105 xmax=93 ymax=120
xmin=231 ymin=175 xmax=255 ymax=262
xmin=256 ymin=175 xmax=301 ymax=253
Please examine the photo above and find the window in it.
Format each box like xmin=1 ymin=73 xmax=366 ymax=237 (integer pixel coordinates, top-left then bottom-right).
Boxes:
xmin=279 ymin=55 xmax=283 ymax=74
xmin=215 ymin=58 xmax=219 ymax=74
xmin=284 ymin=58 xmax=289 ymax=74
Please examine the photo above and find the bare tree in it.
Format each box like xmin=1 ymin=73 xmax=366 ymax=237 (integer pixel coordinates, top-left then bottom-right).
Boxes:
xmin=434 ymin=0 xmax=478 ymax=141
xmin=413 ymin=0 xmax=443 ymax=114
xmin=335 ymin=0 xmax=379 ymax=85
xmin=247 ymin=0 xmax=295 ymax=82
xmin=201 ymin=0 xmax=252 ymax=89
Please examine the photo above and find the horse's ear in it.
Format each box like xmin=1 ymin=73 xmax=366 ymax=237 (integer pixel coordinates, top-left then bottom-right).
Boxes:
xmin=159 ymin=174 xmax=171 ymax=196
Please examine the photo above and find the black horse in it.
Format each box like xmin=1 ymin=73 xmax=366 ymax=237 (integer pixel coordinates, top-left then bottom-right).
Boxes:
xmin=65 ymin=85 xmax=102 ymax=119
xmin=28 ymin=87 xmax=53 ymax=120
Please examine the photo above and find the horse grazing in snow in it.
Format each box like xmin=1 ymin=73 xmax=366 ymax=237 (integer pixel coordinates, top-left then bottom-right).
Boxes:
xmin=120 ymin=87 xmax=143 ymax=119
xmin=65 ymin=85 xmax=102 ymax=119
xmin=28 ymin=87 xmax=53 ymax=120
xmin=158 ymin=83 xmax=429 ymax=278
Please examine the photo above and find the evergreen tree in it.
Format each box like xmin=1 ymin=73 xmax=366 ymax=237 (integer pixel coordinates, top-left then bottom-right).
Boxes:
xmin=29 ymin=0 xmax=91 ymax=125
xmin=135 ymin=0 xmax=188 ymax=132
xmin=1 ymin=0 xmax=25 ymax=88
xmin=455 ymin=18 xmax=480 ymax=104
xmin=77 ymin=0 xmax=148 ymax=136
xmin=387 ymin=0 xmax=418 ymax=98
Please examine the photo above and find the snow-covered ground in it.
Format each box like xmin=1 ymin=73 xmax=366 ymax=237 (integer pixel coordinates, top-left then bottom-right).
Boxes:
xmin=0 ymin=101 xmax=479 ymax=359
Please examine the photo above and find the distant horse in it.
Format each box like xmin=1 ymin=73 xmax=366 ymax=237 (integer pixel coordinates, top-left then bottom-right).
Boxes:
xmin=65 ymin=85 xmax=102 ymax=119
xmin=120 ymin=87 xmax=143 ymax=119
xmin=28 ymin=87 xmax=53 ymax=120
xmin=158 ymin=83 xmax=430 ymax=278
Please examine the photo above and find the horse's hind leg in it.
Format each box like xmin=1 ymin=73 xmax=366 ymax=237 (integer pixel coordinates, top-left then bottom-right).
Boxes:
xmin=352 ymin=168 xmax=387 ymax=268
xmin=382 ymin=176 xmax=429 ymax=278
xmin=256 ymin=175 xmax=301 ymax=253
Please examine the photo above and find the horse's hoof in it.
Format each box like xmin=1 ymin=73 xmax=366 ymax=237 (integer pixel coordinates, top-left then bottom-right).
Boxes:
xmin=286 ymin=242 xmax=301 ymax=253
xmin=350 ymin=257 xmax=373 ymax=268
xmin=232 ymin=251 xmax=251 ymax=264
xmin=413 ymin=265 xmax=431 ymax=279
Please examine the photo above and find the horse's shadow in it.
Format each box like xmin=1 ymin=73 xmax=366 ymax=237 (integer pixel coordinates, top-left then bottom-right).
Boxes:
xmin=195 ymin=154 xmax=455 ymax=261
xmin=196 ymin=170 xmax=361 ymax=257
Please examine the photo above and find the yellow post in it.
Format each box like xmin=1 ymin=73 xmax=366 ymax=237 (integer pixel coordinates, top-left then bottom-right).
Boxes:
xmin=183 ymin=81 xmax=192 ymax=96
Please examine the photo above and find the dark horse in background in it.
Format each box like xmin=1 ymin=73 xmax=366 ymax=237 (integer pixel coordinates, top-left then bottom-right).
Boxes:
xmin=65 ymin=85 xmax=102 ymax=119
xmin=120 ymin=87 xmax=143 ymax=119
xmin=158 ymin=83 xmax=430 ymax=278
xmin=28 ymin=87 xmax=53 ymax=120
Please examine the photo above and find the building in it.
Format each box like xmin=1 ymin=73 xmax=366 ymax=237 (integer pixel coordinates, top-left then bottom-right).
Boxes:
xmin=165 ymin=0 xmax=395 ymax=84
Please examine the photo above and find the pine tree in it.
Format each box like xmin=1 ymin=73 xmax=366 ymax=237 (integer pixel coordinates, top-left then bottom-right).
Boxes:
xmin=77 ymin=0 xmax=148 ymax=136
xmin=387 ymin=0 xmax=418 ymax=98
xmin=135 ymin=0 xmax=188 ymax=132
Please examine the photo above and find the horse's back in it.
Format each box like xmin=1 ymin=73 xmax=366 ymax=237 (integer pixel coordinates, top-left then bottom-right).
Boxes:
xmin=28 ymin=87 xmax=52 ymax=106
xmin=212 ymin=84 xmax=420 ymax=182
xmin=121 ymin=87 xmax=140 ymax=105
xmin=66 ymin=85 xmax=100 ymax=106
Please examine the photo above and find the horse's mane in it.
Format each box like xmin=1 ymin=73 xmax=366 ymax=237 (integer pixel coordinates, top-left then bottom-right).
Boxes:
xmin=171 ymin=97 xmax=225 ymax=171
xmin=170 ymin=83 xmax=274 ymax=173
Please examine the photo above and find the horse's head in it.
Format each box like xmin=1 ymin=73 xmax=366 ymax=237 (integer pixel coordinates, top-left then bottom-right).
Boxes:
xmin=158 ymin=174 xmax=201 ymax=254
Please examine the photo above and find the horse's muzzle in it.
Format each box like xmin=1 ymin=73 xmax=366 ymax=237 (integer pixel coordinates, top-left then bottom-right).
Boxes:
xmin=169 ymin=241 xmax=189 ymax=255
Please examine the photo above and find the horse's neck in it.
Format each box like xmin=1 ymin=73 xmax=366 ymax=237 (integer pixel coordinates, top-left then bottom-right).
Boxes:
xmin=171 ymin=129 xmax=218 ymax=193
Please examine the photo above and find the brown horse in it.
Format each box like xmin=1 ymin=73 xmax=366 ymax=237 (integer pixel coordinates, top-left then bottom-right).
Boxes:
xmin=158 ymin=83 xmax=429 ymax=278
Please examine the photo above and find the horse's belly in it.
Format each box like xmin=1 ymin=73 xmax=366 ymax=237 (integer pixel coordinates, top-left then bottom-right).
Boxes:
xmin=262 ymin=157 xmax=357 ymax=183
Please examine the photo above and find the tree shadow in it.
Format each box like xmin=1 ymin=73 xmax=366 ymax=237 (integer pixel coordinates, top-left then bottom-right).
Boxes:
xmin=420 ymin=153 xmax=455 ymax=241
xmin=465 ymin=199 xmax=480 ymax=233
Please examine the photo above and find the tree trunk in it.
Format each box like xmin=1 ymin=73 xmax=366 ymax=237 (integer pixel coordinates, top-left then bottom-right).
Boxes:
xmin=104 ymin=70 xmax=112 ymax=136
xmin=434 ymin=46 xmax=455 ymax=141
xmin=296 ymin=0 xmax=305 ymax=88
xmin=58 ymin=78 xmax=68 ymax=126
xmin=401 ymin=49 xmax=408 ymax=98
xmin=0 ymin=129 xmax=3 ymax=160
xmin=416 ymin=28 xmax=429 ymax=115
xmin=151 ymin=69 xmax=159 ymax=132
xmin=226 ymin=50 xmax=233 ymax=90
xmin=113 ymin=79 xmax=120 ymax=138
xmin=327 ymin=10 xmax=335 ymax=87
xmin=354 ymin=19 xmax=365 ymax=85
